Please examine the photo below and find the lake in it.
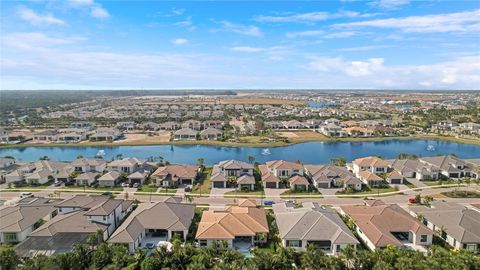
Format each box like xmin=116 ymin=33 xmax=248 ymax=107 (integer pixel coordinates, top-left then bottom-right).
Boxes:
xmin=1 ymin=139 xmax=479 ymax=164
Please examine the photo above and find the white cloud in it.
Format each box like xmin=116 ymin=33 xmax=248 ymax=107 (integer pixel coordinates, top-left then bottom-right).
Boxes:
xmin=91 ymin=5 xmax=110 ymax=19
xmin=17 ymin=6 xmax=65 ymax=26
xmin=172 ymin=38 xmax=188 ymax=45
xmin=68 ymin=0 xmax=94 ymax=6
xmin=334 ymin=9 xmax=480 ymax=33
xmin=338 ymin=45 xmax=390 ymax=52
xmin=216 ymin=21 xmax=263 ymax=36
xmin=230 ymin=46 xmax=265 ymax=52
xmin=307 ymin=55 xmax=480 ymax=88
xmin=255 ymin=10 xmax=376 ymax=24
xmin=2 ymin=32 xmax=85 ymax=50
xmin=370 ymin=0 xmax=410 ymax=9
xmin=286 ymin=30 xmax=324 ymax=38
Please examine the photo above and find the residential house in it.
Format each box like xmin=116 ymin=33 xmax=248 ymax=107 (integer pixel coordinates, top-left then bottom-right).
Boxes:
xmin=282 ymin=120 xmax=303 ymax=130
xmin=319 ymin=124 xmax=346 ymax=137
xmin=75 ymin=172 xmax=100 ymax=186
xmin=107 ymin=158 xmax=148 ymax=174
xmin=288 ymin=175 xmax=310 ymax=191
xmin=386 ymin=170 xmax=404 ymax=184
xmin=358 ymin=171 xmax=383 ymax=187
xmin=97 ymin=171 xmax=122 ymax=187
xmin=182 ymin=120 xmax=202 ymax=130
xmin=89 ymin=128 xmax=122 ymax=142
xmin=340 ymin=200 xmax=433 ymax=251
xmin=33 ymin=130 xmax=59 ymax=142
xmin=342 ymin=127 xmax=374 ymax=137
xmin=273 ymin=202 xmax=358 ymax=254
xmin=56 ymin=128 xmax=87 ymax=143
xmin=173 ymin=128 xmax=198 ymax=141
xmin=159 ymin=121 xmax=180 ymax=130
xmin=152 ymin=164 xmax=198 ymax=187
xmin=108 ymin=197 xmax=195 ymax=253
xmin=15 ymin=195 xmax=133 ymax=257
xmin=196 ymin=199 xmax=269 ymax=250
xmin=259 ymin=160 xmax=304 ymax=189
xmin=0 ymin=197 xmax=58 ymax=244
xmin=69 ymin=122 xmax=92 ymax=129
xmin=71 ymin=158 xmax=106 ymax=173
xmin=419 ymin=155 xmax=479 ymax=179
xmin=200 ymin=127 xmax=223 ymax=140
xmin=409 ymin=202 xmax=480 ymax=251
xmin=387 ymin=159 xmax=440 ymax=181
xmin=210 ymin=160 xmax=255 ymax=190
xmin=127 ymin=170 xmax=150 ymax=186
xmin=304 ymin=164 xmax=362 ymax=190
xmin=350 ymin=156 xmax=389 ymax=176
xmin=203 ymin=120 xmax=224 ymax=129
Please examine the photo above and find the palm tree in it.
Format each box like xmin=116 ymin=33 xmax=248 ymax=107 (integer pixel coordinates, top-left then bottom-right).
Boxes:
xmin=197 ymin=158 xmax=204 ymax=171
xmin=247 ymin=155 xmax=255 ymax=164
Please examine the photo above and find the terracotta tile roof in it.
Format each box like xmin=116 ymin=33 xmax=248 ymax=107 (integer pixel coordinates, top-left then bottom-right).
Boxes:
xmin=288 ymin=175 xmax=309 ymax=186
xmin=152 ymin=164 xmax=198 ymax=180
xmin=341 ymin=203 xmax=432 ymax=248
xmin=266 ymin=160 xmax=302 ymax=170
xmin=353 ymin=156 xmax=389 ymax=168
xmin=359 ymin=171 xmax=383 ymax=182
xmin=259 ymin=164 xmax=279 ymax=183
xmin=196 ymin=201 xmax=269 ymax=240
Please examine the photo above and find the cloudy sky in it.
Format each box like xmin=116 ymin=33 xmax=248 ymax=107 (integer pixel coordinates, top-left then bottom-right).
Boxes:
xmin=1 ymin=0 xmax=479 ymax=90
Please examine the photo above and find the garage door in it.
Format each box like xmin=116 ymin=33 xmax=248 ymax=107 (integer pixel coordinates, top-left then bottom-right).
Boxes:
xmin=318 ymin=182 xmax=330 ymax=189
xmin=265 ymin=182 xmax=277 ymax=188
xmin=213 ymin=182 xmax=225 ymax=188
xmin=182 ymin=179 xmax=192 ymax=185
xmin=390 ymin=179 xmax=402 ymax=184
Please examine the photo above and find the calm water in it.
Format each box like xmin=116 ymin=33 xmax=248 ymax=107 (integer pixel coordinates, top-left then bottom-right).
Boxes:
xmin=1 ymin=140 xmax=479 ymax=164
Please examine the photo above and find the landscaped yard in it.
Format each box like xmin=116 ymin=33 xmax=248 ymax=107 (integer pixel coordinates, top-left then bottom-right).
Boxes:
xmin=191 ymin=166 xmax=212 ymax=195
xmin=441 ymin=190 xmax=480 ymax=198
xmin=136 ymin=185 xmax=158 ymax=193
xmin=336 ymin=186 xmax=399 ymax=196
xmin=61 ymin=185 xmax=124 ymax=192
xmin=403 ymin=180 xmax=416 ymax=189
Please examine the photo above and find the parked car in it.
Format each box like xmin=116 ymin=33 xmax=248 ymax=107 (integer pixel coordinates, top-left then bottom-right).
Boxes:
xmin=263 ymin=200 xmax=275 ymax=206
xmin=133 ymin=183 xmax=140 ymax=188
xmin=20 ymin=192 xmax=34 ymax=198
xmin=408 ymin=197 xmax=418 ymax=203
xmin=121 ymin=183 xmax=129 ymax=187
xmin=102 ymin=192 xmax=112 ymax=196
xmin=184 ymin=185 xmax=192 ymax=192
xmin=53 ymin=181 xmax=62 ymax=187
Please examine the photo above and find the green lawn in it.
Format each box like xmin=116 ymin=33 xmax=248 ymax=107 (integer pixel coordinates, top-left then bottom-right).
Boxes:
xmin=403 ymin=180 xmax=416 ymax=189
xmin=441 ymin=190 xmax=480 ymax=198
xmin=336 ymin=186 xmax=399 ymax=196
xmin=191 ymin=167 xmax=212 ymax=195
xmin=61 ymin=185 xmax=124 ymax=192
xmin=137 ymin=185 xmax=158 ymax=193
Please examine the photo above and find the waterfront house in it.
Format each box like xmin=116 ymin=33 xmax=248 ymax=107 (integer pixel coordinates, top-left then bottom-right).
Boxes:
xmin=195 ymin=199 xmax=268 ymax=250
xmin=265 ymin=160 xmax=303 ymax=179
xmin=419 ymin=155 xmax=479 ymax=179
xmin=258 ymin=164 xmax=280 ymax=188
xmin=97 ymin=171 xmax=122 ymax=187
xmin=409 ymin=202 xmax=480 ymax=251
xmin=288 ymin=175 xmax=310 ymax=191
xmin=33 ymin=130 xmax=59 ymax=142
xmin=108 ymin=197 xmax=194 ymax=253
xmin=173 ymin=128 xmax=198 ymax=141
xmin=0 ymin=197 xmax=58 ymax=244
xmin=340 ymin=200 xmax=433 ymax=251
xmin=387 ymin=159 xmax=440 ymax=181
xmin=107 ymin=158 xmax=147 ymax=174
xmin=89 ymin=128 xmax=122 ymax=142
xmin=71 ymin=158 xmax=106 ymax=173
xmin=159 ymin=121 xmax=180 ymax=130
xmin=56 ymin=129 xmax=87 ymax=143
xmin=152 ymin=164 xmax=198 ymax=187
xmin=15 ymin=195 xmax=133 ymax=257
xmin=127 ymin=170 xmax=149 ymax=186
xmin=273 ymin=202 xmax=358 ymax=254
xmin=350 ymin=156 xmax=389 ymax=176
xmin=319 ymin=124 xmax=346 ymax=137
xmin=260 ymin=160 xmax=305 ymax=189
xmin=304 ymin=164 xmax=362 ymax=191
xmin=210 ymin=160 xmax=255 ymax=189
xmin=200 ymin=127 xmax=223 ymax=140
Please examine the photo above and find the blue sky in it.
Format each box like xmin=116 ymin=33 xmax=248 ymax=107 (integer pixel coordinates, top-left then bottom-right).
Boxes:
xmin=1 ymin=0 xmax=479 ymax=90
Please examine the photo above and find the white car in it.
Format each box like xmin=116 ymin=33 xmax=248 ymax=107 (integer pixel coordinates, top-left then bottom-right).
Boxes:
xmin=121 ymin=183 xmax=129 ymax=187
xmin=20 ymin=192 xmax=34 ymax=198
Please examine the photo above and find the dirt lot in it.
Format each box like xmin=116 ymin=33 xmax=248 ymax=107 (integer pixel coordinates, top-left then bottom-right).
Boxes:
xmin=276 ymin=131 xmax=328 ymax=140
xmin=221 ymin=98 xmax=305 ymax=106
xmin=112 ymin=132 xmax=171 ymax=144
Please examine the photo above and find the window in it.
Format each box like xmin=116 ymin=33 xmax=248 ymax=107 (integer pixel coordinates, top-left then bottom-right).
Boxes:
xmin=420 ymin=235 xmax=428 ymax=243
xmin=465 ymin=244 xmax=477 ymax=251
xmin=286 ymin=240 xmax=302 ymax=248
xmin=4 ymin=233 xmax=17 ymax=242
xmin=103 ymin=216 xmax=107 ymax=221
xmin=199 ymin=240 xmax=207 ymax=247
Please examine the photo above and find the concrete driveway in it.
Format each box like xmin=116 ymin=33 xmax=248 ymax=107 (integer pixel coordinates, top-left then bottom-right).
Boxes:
xmin=406 ymin=178 xmax=427 ymax=188
xmin=264 ymin=188 xmax=288 ymax=198
xmin=317 ymin=188 xmax=341 ymax=197
xmin=210 ymin=188 xmax=235 ymax=197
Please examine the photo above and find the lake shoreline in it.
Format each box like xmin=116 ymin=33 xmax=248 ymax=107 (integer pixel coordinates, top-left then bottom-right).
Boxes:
xmin=1 ymin=134 xmax=479 ymax=149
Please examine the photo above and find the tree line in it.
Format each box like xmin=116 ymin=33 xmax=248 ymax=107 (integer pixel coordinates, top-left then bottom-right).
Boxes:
xmin=1 ymin=241 xmax=478 ymax=270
